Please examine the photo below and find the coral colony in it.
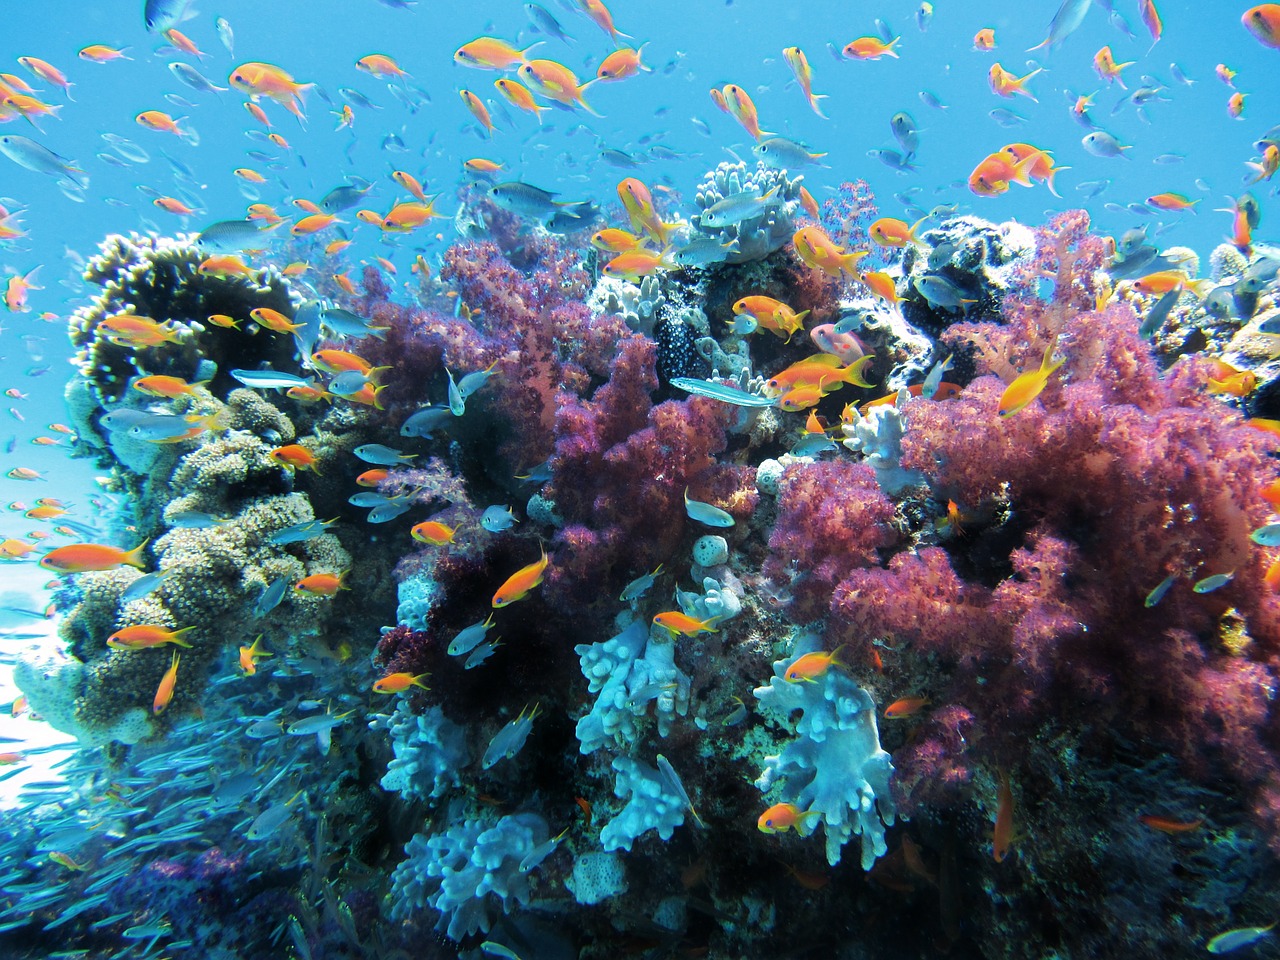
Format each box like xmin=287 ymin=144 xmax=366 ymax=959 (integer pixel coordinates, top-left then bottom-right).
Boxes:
xmin=6 ymin=148 xmax=1280 ymax=960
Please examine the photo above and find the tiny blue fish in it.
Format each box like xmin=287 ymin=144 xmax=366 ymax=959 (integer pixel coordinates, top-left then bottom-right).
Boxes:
xmin=1144 ymin=573 xmax=1176 ymax=608
xmin=449 ymin=614 xmax=496 ymax=656
xmin=1207 ymin=924 xmax=1275 ymax=955
xmin=482 ymin=704 xmax=540 ymax=768
xmin=1250 ymin=524 xmax=1280 ymax=547
xmin=253 ymin=579 xmax=288 ymax=618
xmin=620 ymin=564 xmax=663 ymax=602
xmin=354 ymin=444 xmax=415 ymax=465
xmin=684 ymin=489 xmax=735 ymax=528
xmin=465 ymin=638 xmax=502 ymax=669
xmin=1192 ymin=572 xmax=1234 ymax=594
xmin=481 ymin=505 xmax=519 ymax=532
xmin=121 ymin=570 xmax=171 ymax=605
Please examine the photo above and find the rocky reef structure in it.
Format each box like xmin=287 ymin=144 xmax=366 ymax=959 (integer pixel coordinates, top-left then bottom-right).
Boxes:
xmin=11 ymin=176 xmax=1280 ymax=960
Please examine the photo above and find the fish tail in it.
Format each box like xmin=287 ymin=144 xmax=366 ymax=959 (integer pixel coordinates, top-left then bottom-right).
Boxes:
xmin=808 ymin=93 xmax=828 ymax=119
xmin=122 ymin=539 xmax=150 ymax=570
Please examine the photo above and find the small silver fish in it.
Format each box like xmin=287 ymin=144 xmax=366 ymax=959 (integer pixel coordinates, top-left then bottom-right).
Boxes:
xmin=1192 ymin=572 xmax=1233 ymax=594
xmin=449 ymin=615 xmax=496 ymax=656
xmin=752 ymin=136 xmax=827 ymax=169
xmin=1143 ymin=573 xmax=1176 ymax=608
xmin=620 ymin=564 xmax=663 ymax=602
xmin=482 ymin=704 xmax=540 ymax=769
xmin=400 ymin=406 xmax=453 ymax=438
xmin=253 ymin=580 xmax=288 ymax=618
xmin=215 ymin=16 xmax=234 ymax=55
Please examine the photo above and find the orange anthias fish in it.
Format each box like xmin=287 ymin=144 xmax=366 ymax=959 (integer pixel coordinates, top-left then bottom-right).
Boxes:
xmin=228 ymin=61 xmax=312 ymax=120
xmin=596 ymin=45 xmax=650 ymax=81
xmin=580 ymin=0 xmax=631 ymax=44
xmin=989 ymin=63 xmax=1042 ymax=100
xmin=295 ymin=572 xmax=347 ymax=596
xmin=1000 ymin=143 xmax=1067 ymax=197
xmin=792 ymin=226 xmax=868 ymax=279
xmin=1146 ymin=193 xmax=1198 ymax=212
xmin=411 ymin=521 xmax=456 ymax=545
xmin=17 ymin=57 xmax=73 ymax=99
xmin=783 ymin=646 xmax=844 ymax=682
xmin=1138 ymin=814 xmax=1204 ymax=834
xmin=997 ymin=342 xmax=1064 ymax=418
xmin=152 ymin=650 xmax=181 ymax=715
xmin=100 ymin=313 xmax=180 ymax=347
xmin=269 ymin=444 xmax=320 ymax=473
xmin=4 ymin=267 xmax=42 ymax=312
xmin=373 ymin=671 xmax=430 ymax=694
xmin=1092 ymin=45 xmax=1135 ymax=87
xmin=78 ymin=44 xmax=132 ymax=63
xmin=973 ymin=28 xmax=996 ymax=50
xmin=722 ymin=84 xmax=772 ymax=140
xmin=993 ymin=770 xmax=1015 ymax=862
xmin=733 ymin=295 xmax=809 ymax=341
xmin=1244 ymin=4 xmax=1280 ymax=48
xmin=843 ymin=36 xmax=900 ymax=60
xmin=652 ymin=610 xmax=718 ymax=637
xmin=107 ymin=624 xmax=196 ymax=650
xmin=883 ymin=696 xmax=931 ymax=719
xmin=40 ymin=541 xmax=147 ymax=573
xmin=757 ymin=802 xmax=820 ymax=834
xmin=492 ymin=547 xmax=549 ymax=607
xmin=782 ymin=47 xmax=827 ymax=118
xmin=135 ymin=110 xmax=189 ymax=137
xmin=459 ymin=89 xmax=495 ymax=137
xmin=968 ymin=150 xmax=1044 ymax=198
xmin=356 ymin=54 xmax=408 ymax=78
xmin=868 ymin=216 xmax=928 ymax=248
xmin=238 ymin=635 xmax=272 ymax=676
xmin=518 ymin=59 xmax=599 ymax=115
xmin=454 ymin=37 xmax=538 ymax=70
xmin=617 ymin=177 xmax=670 ymax=245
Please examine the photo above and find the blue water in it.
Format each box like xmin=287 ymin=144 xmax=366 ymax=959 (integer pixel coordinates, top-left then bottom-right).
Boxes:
xmin=1 ymin=1 xmax=1279 ymax=956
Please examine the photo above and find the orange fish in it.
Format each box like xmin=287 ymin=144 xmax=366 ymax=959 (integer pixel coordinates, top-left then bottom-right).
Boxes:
xmin=294 ymin=572 xmax=347 ymax=596
xmin=372 ymin=671 xmax=431 ymax=694
xmin=860 ymin=270 xmax=900 ymax=306
xmin=383 ymin=201 xmax=441 ymax=232
xmin=454 ymin=37 xmax=538 ymax=70
xmin=783 ymin=646 xmax=844 ymax=683
xmin=311 ymin=349 xmax=377 ymax=374
xmin=357 ymin=54 xmax=408 ymax=78
xmin=135 ymin=110 xmax=190 ymax=137
xmin=997 ymin=342 xmax=1063 ymax=417
xmin=198 ymin=254 xmax=254 ymax=277
xmin=597 ymin=45 xmax=650 ymax=81
xmin=602 ymin=249 xmax=673 ymax=281
xmin=782 ymin=46 xmax=827 ymax=118
xmin=492 ymin=547 xmax=549 ymax=607
xmin=285 ymin=382 xmax=331 ymax=403
xmin=868 ymin=216 xmax=928 ymax=248
xmin=722 ymin=83 xmax=771 ymax=140
xmin=968 ymin=150 xmax=1042 ymax=197
xmin=989 ymin=63 xmax=1042 ymax=100
xmin=356 ymin=468 xmax=389 ymax=487
xmin=580 ymin=0 xmax=631 ymax=44
xmin=733 ymin=295 xmax=809 ymax=341
xmin=78 ymin=44 xmax=132 ymax=62
xmin=517 ymin=59 xmax=599 ymax=114
xmin=652 ymin=610 xmax=718 ymax=637
xmin=391 ymin=170 xmax=428 ymax=202
xmin=152 ymin=650 xmax=181 ymax=715
xmin=1146 ymin=193 xmax=1198 ymax=212
xmin=1093 ymin=45 xmax=1135 ymax=87
xmin=1139 ymin=0 xmax=1163 ymax=44
xmin=228 ymin=61 xmax=312 ymax=120
xmin=16 ymin=57 xmax=73 ymax=99
xmin=251 ymin=307 xmax=305 ymax=334
xmin=1248 ymin=144 xmax=1279 ymax=183
xmin=1138 ymin=814 xmax=1204 ymax=834
xmin=4 ymin=267 xmax=42 ymax=313
xmin=843 ymin=36 xmax=900 ymax=60
xmin=100 ymin=313 xmax=180 ymax=347
xmin=993 ymin=771 xmax=1014 ymax=862
xmin=411 ymin=521 xmax=456 ymax=545
xmin=207 ymin=313 xmax=242 ymax=329
xmin=244 ymin=101 xmax=272 ymax=127
xmin=757 ymin=802 xmax=820 ymax=834
xmin=269 ymin=444 xmax=321 ymax=473
xmin=107 ymin=624 xmax=196 ymax=650
xmin=1244 ymin=4 xmax=1280 ymax=48
xmin=591 ymin=228 xmax=647 ymax=253
xmin=153 ymin=197 xmax=196 ymax=215
xmin=617 ymin=177 xmax=670 ymax=245
xmin=291 ymin=213 xmax=339 ymax=236
xmin=459 ymin=89 xmax=495 ymax=137
xmin=237 ymin=635 xmax=271 ymax=676
xmin=883 ymin=696 xmax=931 ymax=719
xmin=766 ymin=353 xmax=873 ymax=394
xmin=464 ymin=157 xmax=504 ymax=175
xmin=1228 ymin=91 xmax=1246 ymax=119
xmin=40 ymin=541 xmax=147 ymax=573
xmin=973 ymin=28 xmax=996 ymax=50
xmin=164 ymin=28 xmax=208 ymax=59
xmin=792 ymin=226 xmax=868 ymax=279
xmin=798 ymin=185 xmax=820 ymax=219
xmin=133 ymin=375 xmax=205 ymax=398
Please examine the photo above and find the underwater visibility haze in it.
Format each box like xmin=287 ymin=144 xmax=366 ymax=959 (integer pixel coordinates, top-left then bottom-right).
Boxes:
xmin=4 ymin=0 xmax=1280 ymax=957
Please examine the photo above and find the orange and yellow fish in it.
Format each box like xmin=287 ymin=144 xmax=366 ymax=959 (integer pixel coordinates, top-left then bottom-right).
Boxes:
xmin=997 ymin=342 xmax=1063 ymax=417
xmin=492 ymin=547 xmax=549 ymax=608
xmin=238 ymin=635 xmax=271 ymax=676
xmin=373 ymin=671 xmax=430 ymax=694
xmin=152 ymin=650 xmax=181 ymax=715
xmin=107 ymin=624 xmax=196 ymax=650
xmin=652 ymin=610 xmax=718 ymax=637
xmin=40 ymin=541 xmax=147 ymax=573
xmin=783 ymin=646 xmax=844 ymax=683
